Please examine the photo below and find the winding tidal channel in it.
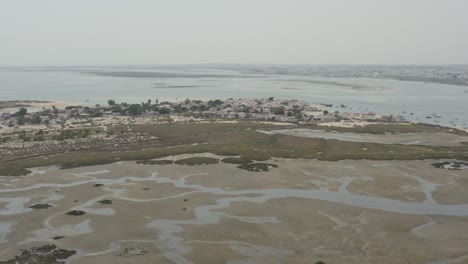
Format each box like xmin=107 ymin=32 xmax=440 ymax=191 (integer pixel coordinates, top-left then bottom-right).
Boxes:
xmin=1 ymin=157 xmax=468 ymax=264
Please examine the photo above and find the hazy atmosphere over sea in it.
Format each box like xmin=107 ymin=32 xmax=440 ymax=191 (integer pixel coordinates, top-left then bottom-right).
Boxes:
xmin=1 ymin=0 xmax=468 ymax=65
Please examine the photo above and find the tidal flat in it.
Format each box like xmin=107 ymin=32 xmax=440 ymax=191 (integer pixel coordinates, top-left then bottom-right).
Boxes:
xmin=1 ymin=122 xmax=468 ymax=263
xmin=1 ymin=155 xmax=468 ymax=264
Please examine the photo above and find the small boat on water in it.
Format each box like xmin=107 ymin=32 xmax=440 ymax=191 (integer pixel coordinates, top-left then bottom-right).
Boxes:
xmin=426 ymin=116 xmax=432 ymax=119
xmin=432 ymin=114 xmax=442 ymax=118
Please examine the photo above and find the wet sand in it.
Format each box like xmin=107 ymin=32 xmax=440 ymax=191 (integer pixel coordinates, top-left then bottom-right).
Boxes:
xmin=1 ymin=157 xmax=468 ymax=263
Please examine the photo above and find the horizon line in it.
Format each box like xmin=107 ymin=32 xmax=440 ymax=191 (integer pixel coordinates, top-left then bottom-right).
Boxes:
xmin=1 ymin=63 xmax=468 ymax=67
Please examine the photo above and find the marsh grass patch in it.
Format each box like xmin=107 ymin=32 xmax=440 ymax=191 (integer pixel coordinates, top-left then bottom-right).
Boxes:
xmin=237 ymin=163 xmax=278 ymax=172
xmin=29 ymin=204 xmax=53 ymax=210
xmin=97 ymin=200 xmax=112 ymax=205
xmin=174 ymin=157 xmax=219 ymax=166
xmin=66 ymin=210 xmax=86 ymax=216
xmin=222 ymin=157 xmax=254 ymax=164
xmin=3 ymin=122 xmax=468 ymax=176
xmin=136 ymin=160 xmax=173 ymax=165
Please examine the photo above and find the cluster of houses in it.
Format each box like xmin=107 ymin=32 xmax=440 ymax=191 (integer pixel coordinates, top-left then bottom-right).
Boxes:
xmin=0 ymin=98 xmax=396 ymax=129
xmin=197 ymin=98 xmax=330 ymax=123
xmin=1 ymin=109 xmax=67 ymax=127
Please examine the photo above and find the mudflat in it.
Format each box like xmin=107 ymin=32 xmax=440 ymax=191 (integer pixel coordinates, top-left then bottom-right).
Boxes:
xmin=1 ymin=156 xmax=468 ymax=264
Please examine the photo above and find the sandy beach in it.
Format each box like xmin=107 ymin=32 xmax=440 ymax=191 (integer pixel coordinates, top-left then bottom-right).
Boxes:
xmin=30 ymin=101 xmax=91 ymax=109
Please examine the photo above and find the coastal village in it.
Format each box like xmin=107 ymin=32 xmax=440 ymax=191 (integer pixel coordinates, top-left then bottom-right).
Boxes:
xmin=0 ymin=97 xmax=398 ymax=130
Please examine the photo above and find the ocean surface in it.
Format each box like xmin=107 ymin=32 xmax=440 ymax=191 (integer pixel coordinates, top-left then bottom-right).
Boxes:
xmin=0 ymin=66 xmax=467 ymax=128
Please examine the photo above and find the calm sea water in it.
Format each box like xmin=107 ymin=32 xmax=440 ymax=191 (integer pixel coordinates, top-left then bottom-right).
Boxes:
xmin=0 ymin=66 xmax=467 ymax=128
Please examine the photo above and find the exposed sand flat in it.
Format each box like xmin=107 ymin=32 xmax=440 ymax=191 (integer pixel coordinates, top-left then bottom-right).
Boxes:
xmin=259 ymin=128 xmax=468 ymax=146
xmin=318 ymin=121 xmax=408 ymax=128
xmin=0 ymin=158 xmax=468 ymax=263
xmin=433 ymin=178 xmax=468 ymax=205
xmin=30 ymin=101 xmax=91 ymax=110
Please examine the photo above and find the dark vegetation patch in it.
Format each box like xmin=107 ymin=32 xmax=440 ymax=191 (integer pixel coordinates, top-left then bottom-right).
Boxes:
xmin=2 ymin=122 xmax=468 ymax=176
xmin=136 ymin=160 xmax=173 ymax=165
xmin=0 ymin=136 xmax=9 ymax=144
xmin=237 ymin=163 xmax=278 ymax=172
xmin=174 ymin=157 xmax=219 ymax=166
xmin=431 ymin=161 xmax=468 ymax=170
xmin=97 ymin=200 xmax=112 ymax=205
xmin=222 ymin=156 xmax=254 ymax=164
xmin=29 ymin=204 xmax=52 ymax=210
xmin=66 ymin=210 xmax=86 ymax=216
xmin=0 ymin=244 xmax=76 ymax=264
xmin=52 ymin=129 xmax=92 ymax=141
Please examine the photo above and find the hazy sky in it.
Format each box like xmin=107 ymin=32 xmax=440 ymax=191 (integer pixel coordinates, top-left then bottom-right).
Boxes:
xmin=1 ymin=0 xmax=467 ymax=65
